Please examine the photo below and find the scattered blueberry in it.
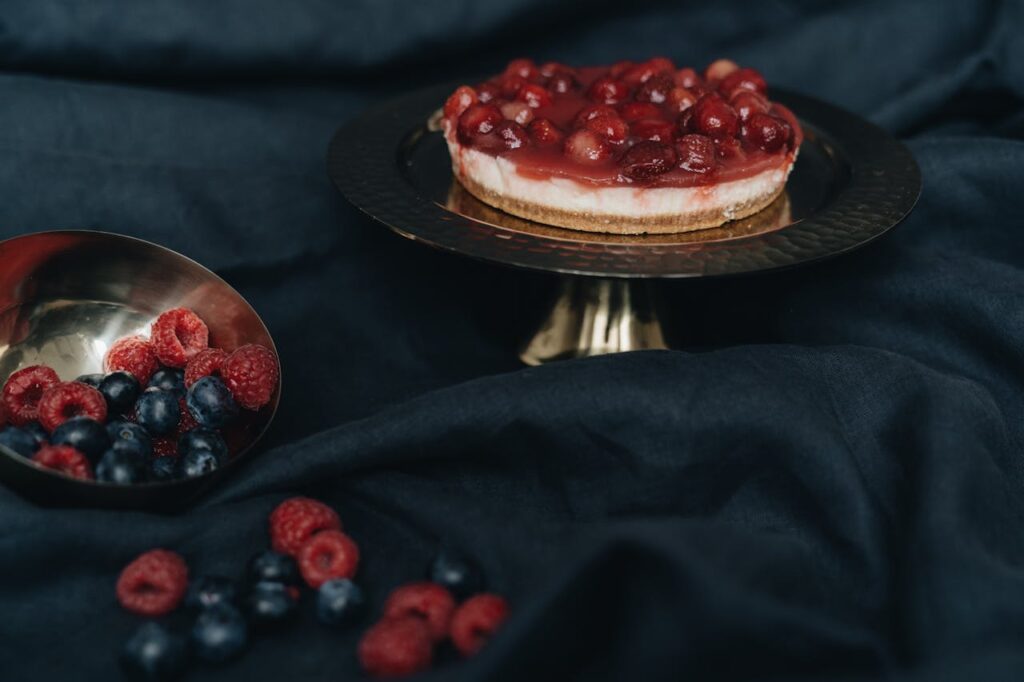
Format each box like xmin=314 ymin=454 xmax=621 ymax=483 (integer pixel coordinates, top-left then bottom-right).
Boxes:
xmin=245 ymin=581 xmax=298 ymax=628
xmin=186 ymin=575 xmax=238 ymax=611
xmin=75 ymin=373 xmax=105 ymax=388
xmin=51 ymin=416 xmax=110 ymax=461
xmin=429 ymin=547 xmax=483 ymax=599
xmin=107 ymin=420 xmax=153 ymax=458
xmin=0 ymin=426 xmax=39 ymax=458
xmin=150 ymin=455 xmax=178 ymax=481
xmin=186 ymin=376 xmax=238 ymax=428
xmin=135 ymin=388 xmax=180 ymax=436
xmin=178 ymin=428 xmax=228 ymax=460
xmin=179 ymin=448 xmax=220 ymax=478
xmin=120 ymin=622 xmax=188 ymax=682
xmin=22 ymin=421 xmax=49 ymax=448
xmin=149 ymin=368 xmax=185 ymax=397
xmin=247 ymin=550 xmax=300 ymax=587
xmin=190 ymin=603 xmax=247 ymax=663
xmin=316 ymin=578 xmax=365 ymax=627
xmin=99 ymin=371 xmax=141 ymax=415
xmin=96 ymin=447 xmax=147 ymax=484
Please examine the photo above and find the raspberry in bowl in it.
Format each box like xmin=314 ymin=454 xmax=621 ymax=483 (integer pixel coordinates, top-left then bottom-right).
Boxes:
xmin=0 ymin=231 xmax=281 ymax=508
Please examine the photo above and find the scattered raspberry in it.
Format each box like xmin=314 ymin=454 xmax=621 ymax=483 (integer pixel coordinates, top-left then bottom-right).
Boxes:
xmin=269 ymin=497 xmax=341 ymax=556
xmin=177 ymin=397 xmax=197 ymax=433
xmin=298 ymin=530 xmax=360 ymax=589
xmin=105 ymin=336 xmax=160 ymax=385
xmin=37 ymin=382 xmax=107 ymax=432
xmin=358 ymin=617 xmax=433 ymax=678
xmin=184 ymin=348 xmax=227 ymax=388
xmin=32 ymin=444 xmax=93 ymax=480
xmin=450 ymin=594 xmax=509 ymax=657
xmin=383 ymin=582 xmax=456 ymax=643
xmin=221 ymin=344 xmax=279 ymax=410
xmin=151 ymin=308 xmax=209 ymax=368
xmin=2 ymin=365 xmax=60 ymax=426
xmin=153 ymin=437 xmax=178 ymax=457
xmin=116 ymin=549 xmax=189 ymax=617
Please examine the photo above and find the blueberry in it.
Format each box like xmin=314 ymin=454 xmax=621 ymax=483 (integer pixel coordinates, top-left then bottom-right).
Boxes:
xmin=178 ymin=428 xmax=228 ymax=460
xmin=429 ymin=547 xmax=483 ymax=599
xmin=316 ymin=578 xmax=365 ymax=626
xmin=149 ymin=368 xmax=185 ymax=397
xmin=96 ymin=447 xmax=147 ymax=484
xmin=0 ymin=427 xmax=39 ymax=458
xmin=99 ymin=371 xmax=141 ymax=415
xmin=135 ymin=388 xmax=180 ymax=436
xmin=190 ymin=603 xmax=247 ymax=663
xmin=75 ymin=373 xmax=105 ymax=388
xmin=186 ymin=376 xmax=238 ymax=429
xmin=247 ymin=550 xmax=300 ymax=587
xmin=179 ymin=448 xmax=221 ymax=478
xmin=186 ymin=575 xmax=238 ymax=611
xmin=150 ymin=455 xmax=178 ymax=482
xmin=22 ymin=421 xmax=49 ymax=447
xmin=245 ymin=581 xmax=298 ymax=628
xmin=107 ymin=420 xmax=153 ymax=458
xmin=51 ymin=416 xmax=110 ymax=461
xmin=120 ymin=622 xmax=188 ymax=682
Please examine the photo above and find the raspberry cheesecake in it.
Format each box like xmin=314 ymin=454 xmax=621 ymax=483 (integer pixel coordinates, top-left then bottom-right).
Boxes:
xmin=441 ymin=58 xmax=802 ymax=234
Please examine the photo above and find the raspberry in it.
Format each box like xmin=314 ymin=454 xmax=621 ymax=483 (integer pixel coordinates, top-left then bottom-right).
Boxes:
xmin=177 ymin=397 xmax=197 ymax=433
xmin=358 ymin=617 xmax=433 ymax=678
xmin=221 ymin=345 xmax=279 ymax=410
xmin=150 ymin=308 xmax=209 ymax=368
xmin=269 ymin=497 xmax=342 ymax=556
xmin=184 ymin=348 xmax=227 ymax=388
xmin=382 ymin=582 xmax=456 ymax=643
xmin=297 ymin=530 xmax=360 ymax=589
xmin=2 ymin=365 xmax=60 ymax=426
xmin=450 ymin=594 xmax=509 ymax=657
xmin=32 ymin=444 xmax=94 ymax=480
xmin=153 ymin=437 xmax=178 ymax=457
xmin=105 ymin=336 xmax=159 ymax=385
xmin=37 ymin=382 xmax=107 ymax=432
xmin=116 ymin=549 xmax=189 ymax=617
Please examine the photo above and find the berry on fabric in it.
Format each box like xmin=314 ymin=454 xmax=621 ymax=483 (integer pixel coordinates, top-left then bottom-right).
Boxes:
xmin=150 ymin=308 xmax=209 ymax=368
xmin=220 ymin=345 xmax=279 ymax=410
xmin=105 ymin=336 xmax=160 ymax=385
xmin=190 ymin=603 xmax=247 ymax=663
xmin=32 ymin=444 xmax=94 ymax=480
xmin=119 ymin=622 xmax=188 ymax=682
xmin=316 ymin=578 xmax=365 ymax=627
xmin=382 ymin=582 xmax=456 ymax=643
xmin=269 ymin=497 xmax=342 ymax=556
xmin=115 ymin=549 xmax=189 ymax=617
xmin=184 ymin=348 xmax=227 ymax=389
xmin=37 ymin=382 xmax=108 ymax=432
xmin=245 ymin=581 xmax=299 ymax=628
xmin=185 ymin=575 xmax=238 ymax=611
xmin=246 ymin=550 xmax=301 ymax=588
xmin=358 ymin=617 xmax=434 ymax=678
xmin=297 ymin=530 xmax=360 ymax=589
xmin=450 ymin=594 xmax=509 ymax=657
xmin=2 ymin=365 xmax=60 ymax=426
xmin=429 ymin=548 xmax=483 ymax=599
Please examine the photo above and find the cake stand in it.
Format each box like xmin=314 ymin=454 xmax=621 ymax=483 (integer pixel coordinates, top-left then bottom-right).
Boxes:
xmin=328 ymin=83 xmax=920 ymax=365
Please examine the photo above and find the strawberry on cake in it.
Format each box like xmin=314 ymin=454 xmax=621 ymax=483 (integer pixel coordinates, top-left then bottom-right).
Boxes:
xmin=441 ymin=57 xmax=802 ymax=234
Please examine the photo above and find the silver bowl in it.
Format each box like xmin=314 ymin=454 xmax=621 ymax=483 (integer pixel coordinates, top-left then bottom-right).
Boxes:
xmin=0 ymin=231 xmax=280 ymax=509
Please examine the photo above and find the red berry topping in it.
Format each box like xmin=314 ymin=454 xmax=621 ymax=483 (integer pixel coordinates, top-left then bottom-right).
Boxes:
xmin=457 ymin=104 xmax=503 ymax=145
xmin=2 ymin=365 xmax=59 ymax=426
xmin=450 ymin=594 xmax=509 ymax=657
xmin=584 ymin=114 xmax=629 ymax=144
xmin=269 ymin=496 xmax=342 ymax=556
xmin=634 ymin=74 xmax=674 ymax=104
xmin=718 ymin=67 xmax=767 ymax=97
xmin=743 ymin=113 xmax=789 ymax=152
xmin=563 ymin=129 xmax=611 ymax=164
xmin=116 ymin=549 xmax=189 ymax=617
xmin=499 ymin=75 xmax=528 ymax=99
xmin=674 ymin=67 xmax=701 ymax=89
xmin=516 ymin=83 xmax=552 ymax=109
xmin=33 ymin=444 xmax=93 ymax=480
xmin=150 ymin=308 xmax=209 ymax=368
xmin=704 ymin=58 xmax=740 ymax=82
xmin=690 ymin=94 xmax=739 ymax=139
xmin=618 ymin=102 xmax=662 ymax=122
xmin=676 ymin=134 xmax=717 ymax=173
xmin=573 ymin=104 xmax=616 ymax=128
xmin=494 ymin=121 xmax=528 ymax=150
xmin=667 ymin=87 xmax=697 ymax=113
xmin=105 ymin=335 xmax=159 ymax=384
xmin=608 ymin=60 xmax=636 ymax=79
xmin=358 ymin=617 xmax=433 ymax=679
xmin=587 ymin=76 xmax=630 ymax=104
xmin=499 ymin=101 xmax=534 ymax=126
xmin=619 ymin=140 xmax=677 ymax=180
xmin=443 ymin=86 xmax=478 ymax=121
xmin=37 ymin=382 xmax=107 ymax=432
xmin=730 ymin=90 xmax=770 ymax=122
xmin=504 ymin=58 xmax=539 ymax=82
xmin=184 ymin=347 xmax=227 ymax=388
xmin=621 ymin=57 xmax=674 ymax=85
xmin=715 ymin=136 xmax=746 ymax=160
xmin=476 ymin=82 xmax=500 ymax=103
xmin=383 ymin=582 xmax=456 ymax=642
xmin=221 ymin=344 xmax=279 ymax=410
xmin=630 ymin=118 xmax=675 ymax=142
xmin=297 ymin=529 xmax=360 ymax=588
xmin=527 ymin=118 xmax=563 ymax=147
xmin=544 ymin=66 xmax=578 ymax=94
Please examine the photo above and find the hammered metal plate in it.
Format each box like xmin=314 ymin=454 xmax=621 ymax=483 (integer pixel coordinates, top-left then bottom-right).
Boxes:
xmin=328 ymin=82 xmax=920 ymax=278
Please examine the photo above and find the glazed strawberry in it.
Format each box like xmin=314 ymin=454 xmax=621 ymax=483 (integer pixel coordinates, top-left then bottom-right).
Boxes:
xmin=358 ymin=617 xmax=433 ymax=678
xmin=621 ymin=57 xmax=674 ymax=85
xmin=619 ymin=140 xmax=677 ymax=180
xmin=586 ymin=76 xmax=630 ymax=104
xmin=516 ymin=83 xmax=551 ymax=109
xmin=674 ymin=67 xmax=701 ymax=89
xmin=634 ymin=74 xmax=674 ymax=104
xmin=297 ymin=530 xmax=360 ymax=588
xmin=220 ymin=344 xmax=279 ymax=410
xmin=2 ymin=365 xmax=59 ymax=426
xmin=563 ymin=129 xmax=611 ymax=164
xmin=676 ymin=134 xmax=717 ymax=173
xmin=730 ymin=90 xmax=770 ymax=122
xmin=584 ymin=114 xmax=629 ymax=144
xmin=500 ymin=101 xmax=534 ymax=126
xmin=476 ymin=82 xmax=499 ymax=103
xmin=184 ymin=347 xmax=227 ymax=388
xmin=151 ymin=308 xmax=209 ymax=368
xmin=544 ymin=67 xmax=578 ymax=94
xmin=457 ymin=104 xmax=503 ymax=145
xmin=494 ymin=121 xmax=528 ymax=150
xmin=116 ymin=549 xmax=189 ymax=617
xmin=269 ymin=497 xmax=342 ymax=556
xmin=704 ymin=58 xmax=740 ymax=82
xmin=715 ymin=136 xmax=746 ymax=160
xmin=573 ymin=104 xmax=617 ymax=128
xmin=618 ymin=102 xmax=662 ymax=122
xmin=503 ymin=58 xmax=539 ymax=82
xmin=33 ymin=444 xmax=93 ymax=480
xmin=719 ymin=67 xmax=767 ymax=97
xmin=630 ymin=119 xmax=675 ymax=143
xmin=667 ymin=87 xmax=697 ymax=113
xmin=743 ymin=113 xmax=789 ymax=152
xmin=690 ymin=94 xmax=739 ymax=139
xmin=37 ymin=382 xmax=107 ymax=432
xmin=444 ymin=85 xmax=478 ymax=121
xmin=527 ymin=119 xmax=563 ymax=147
xmin=105 ymin=335 xmax=159 ymax=385
xmin=382 ymin=582 xmax=456 ymax=642
xmin=608 ymin=60 xmax=635 ymax=79
xmin=499 ymin=75 xmax=528 ymax=99
xmin=450 ymin=594 xmax=509 ymax=657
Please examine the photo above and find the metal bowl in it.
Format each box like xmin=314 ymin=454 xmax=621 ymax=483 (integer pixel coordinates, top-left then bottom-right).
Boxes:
xmin=0 ymin=231 xmax=280 ymax=510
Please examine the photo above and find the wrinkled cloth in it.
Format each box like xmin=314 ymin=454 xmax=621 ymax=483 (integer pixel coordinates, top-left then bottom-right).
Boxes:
xmin=2 ymin=1 xmax=1024 ymax=680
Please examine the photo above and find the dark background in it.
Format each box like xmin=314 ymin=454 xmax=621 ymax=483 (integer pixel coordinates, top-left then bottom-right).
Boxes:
xmin=2 ymin=0 xmax=1024 ymax=680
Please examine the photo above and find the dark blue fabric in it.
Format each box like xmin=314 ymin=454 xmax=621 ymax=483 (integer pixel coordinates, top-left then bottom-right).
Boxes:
xmin=2 ymin=1 xmax=1024 ymax=680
